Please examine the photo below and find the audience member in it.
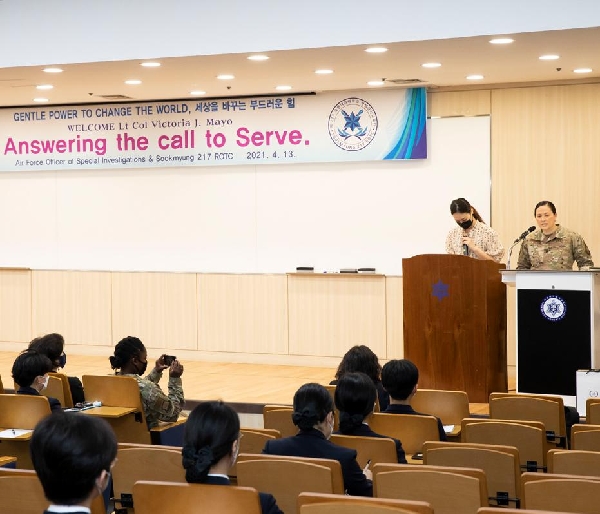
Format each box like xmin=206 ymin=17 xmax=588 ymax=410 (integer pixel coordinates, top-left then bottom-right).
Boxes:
xmin=334 ymin=372 xmax=406 ymax=463
xmin=183 ymin=401 xmax=283 ymax=514
xmin=109 ymin=336 xmax=184 ymax=428
xmin=263 ymin=382 xmax=373 ymax=496
xmin=31 ymin=411 xmax=117 ymax=513
xmin=331 ymin=345 xmax=390 ymax=411
xmin=29 ymin=332 xmax=85 ymax=404
xmin=381 ymin=359 xmax=447 ymax=441
xmin=12 ymin=349 xmax=61 ymax=411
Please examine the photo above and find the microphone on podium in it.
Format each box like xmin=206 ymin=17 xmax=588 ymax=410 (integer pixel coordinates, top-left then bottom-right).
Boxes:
xmin=462 ymin=243 xmax=469 ymax=256
xmin=513 ymin=226 xmax=536 ymax=244
xmin=507 ymin=226 xmax=536 ymax=269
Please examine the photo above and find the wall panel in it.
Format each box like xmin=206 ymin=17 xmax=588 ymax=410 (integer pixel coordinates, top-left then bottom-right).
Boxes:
xmin=0 ymin=269 xmax=31 ymax=343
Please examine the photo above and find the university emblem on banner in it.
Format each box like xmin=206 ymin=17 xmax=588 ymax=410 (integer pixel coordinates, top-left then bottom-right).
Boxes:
xmin=540 ymin=294 xmax=566 ymax=321
xmin=328 ymin=97 xmax=378 ymax=151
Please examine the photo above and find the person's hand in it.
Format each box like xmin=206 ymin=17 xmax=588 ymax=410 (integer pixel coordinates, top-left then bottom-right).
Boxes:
xmin=363 ymin=460 xmax=373 ymax=481
xmin=154 ymin=355 xmax=170 ymax=373
xmin=169 ymin=360 xmax=184 ymax=378
xmin=462 ymin=235 xmax=478 ymax=249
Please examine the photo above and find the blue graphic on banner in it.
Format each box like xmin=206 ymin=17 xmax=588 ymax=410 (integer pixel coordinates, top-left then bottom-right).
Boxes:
xmin=384 ymin=88 xmax=427 ymax=160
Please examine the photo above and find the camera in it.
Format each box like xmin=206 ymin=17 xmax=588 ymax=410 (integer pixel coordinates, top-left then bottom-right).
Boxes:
xmin=163 ymin=355 xmax=177 ymax=366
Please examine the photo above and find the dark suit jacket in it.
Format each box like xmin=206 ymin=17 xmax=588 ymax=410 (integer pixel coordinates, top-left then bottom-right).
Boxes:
xmin=383 ymin=403 xmax=447 ymax=441
xmin=263 ymin=428 xmax=373 ymax=497
xmin=16 ymin=386 xmax=62 ymax=412
xmin=336 ymin=423 xmax=407 ymax=463
xmin=204 ymin=475 xmax=283 ymax=514
xmin=67 ymin=375 xmax=85 ymax=405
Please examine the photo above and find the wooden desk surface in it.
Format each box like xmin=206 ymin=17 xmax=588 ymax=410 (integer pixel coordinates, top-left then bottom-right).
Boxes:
xmin=0 ymin=429 xmax=33 ymax=441
xmin=80 ymin=406 xmax=137 ymax=418
xmin=0 ymin=456 xmax=17 ymax=467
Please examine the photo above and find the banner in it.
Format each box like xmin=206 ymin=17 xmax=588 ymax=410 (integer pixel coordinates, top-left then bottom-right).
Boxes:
xmin=0 ymin=88 xmax=426 ymax=171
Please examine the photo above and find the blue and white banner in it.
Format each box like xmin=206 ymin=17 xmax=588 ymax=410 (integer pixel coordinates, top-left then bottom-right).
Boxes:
xmin=0 ymin=88 xmax=426 ymax=171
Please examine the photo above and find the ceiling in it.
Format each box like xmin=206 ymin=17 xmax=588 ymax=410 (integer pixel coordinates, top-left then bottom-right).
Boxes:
xmin=1 ymin=26 xmax=599 ymax=108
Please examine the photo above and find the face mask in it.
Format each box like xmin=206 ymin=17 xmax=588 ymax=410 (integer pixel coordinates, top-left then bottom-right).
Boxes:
xmin=137 ymin=360 xmax=148 ymax=375
xmin=96 ymin=471 xmax=111 ymax=496
xmin=57 ymin=353 xmax=67 ymax=368
xmin=41 ymin=375 xmax=49 ymax=390
xmin=457 ymin=219 xmax=473 ymax=229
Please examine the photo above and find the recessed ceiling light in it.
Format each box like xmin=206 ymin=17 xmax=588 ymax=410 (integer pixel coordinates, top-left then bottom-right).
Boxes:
xmin=33 ymin=97 xmax=48 ymax=102
xmin=125 ymin=79 xmax=142 ymax=85
xmin=190 ymin=90 xmax=206 ymax=96
xmin=365 ymin=47 xmax=388 ymax=54
xmin=422 ymin=62 xmax=442 ymax=68
xmin=217 ymin=74 xmax=235 ymax=80
xmin=539 ymin=54 xmax=560 ymax=60
xmin=466 ymin=74 xmax=484 ymax=80
xmin=315 ymin=69 xmax=334 ymax=74
xmin=43 ymin=67 xmax=63 ymax=73
xmin=247 ymin=55 xmax=269 ymax=61
xmin=574 ymin=68 xmax=593 ymax=73
xmin=275 ymin=85 xmax=292 ymax=91
xmin=140 ymin=62 xmax=161 ymax=67
xmin=36 ymin=84 xmax=53 ymax=90
xmin=367 ymin=80 xmax=385 ymax=86
xmin=489 ymin=38 xmax=514 ymax=44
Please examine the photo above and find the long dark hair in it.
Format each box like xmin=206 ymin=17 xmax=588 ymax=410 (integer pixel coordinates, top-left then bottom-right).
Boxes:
xmin=334 ymin=345 xmax=382 ymax=384
xmin=182 ymin=401 xmax=239 ymax=483
xmin=450 ymin=197 xmax=485 ymax=223
xmin=335 ymin=372 xmax=377 ymax=433
xmin=292 ymin=383 xmax=334 ymax=431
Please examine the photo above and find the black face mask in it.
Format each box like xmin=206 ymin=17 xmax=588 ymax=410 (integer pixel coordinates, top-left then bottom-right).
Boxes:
xmin=457 ymin=219 xmax=473 ymax=229
xmin=136 ymin=359 xmax=148 ymax=375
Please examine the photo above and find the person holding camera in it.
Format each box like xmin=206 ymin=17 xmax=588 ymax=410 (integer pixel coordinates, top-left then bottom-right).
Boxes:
xmin=109 ymin=335 xmax=185 ymax=428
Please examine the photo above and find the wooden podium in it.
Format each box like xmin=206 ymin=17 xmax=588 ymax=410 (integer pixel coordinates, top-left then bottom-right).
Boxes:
xmin=403 ymin=254 xmax=507 ymax=403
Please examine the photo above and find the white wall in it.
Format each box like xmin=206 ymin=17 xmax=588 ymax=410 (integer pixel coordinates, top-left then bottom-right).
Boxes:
xmin=1 ymin=0 xmax=600 ymax=68
xmin=0 ymin=117 xmax=490 ymax=274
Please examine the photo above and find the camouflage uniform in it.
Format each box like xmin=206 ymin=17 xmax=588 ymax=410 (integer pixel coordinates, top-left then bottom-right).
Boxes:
xmin=516 ymin=225 xmax=593 ymax=270
xmin=119 ymin=369 xmax=184 ymax=428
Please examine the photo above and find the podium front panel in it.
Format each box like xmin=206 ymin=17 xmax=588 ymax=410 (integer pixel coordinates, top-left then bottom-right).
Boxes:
xmin=517 ymin=288 xmax=591 ymax=396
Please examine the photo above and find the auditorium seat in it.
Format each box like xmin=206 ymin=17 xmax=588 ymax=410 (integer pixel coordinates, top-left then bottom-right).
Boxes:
xmin=229 ymin=427 xmax=281 ymax=477
xmin=411 ymin=389 xmax=470 ymax=438
xmin=570 ymin=424 xmax=600 ymax=451
xmin=373 ymin=463 xmax=488 ymax=514
xmin=548 ymin=448 xmax=600 ymax=477
xmin=133 ymin=480 xmax=262 ymax=514
xmin=330 ymin=434 xmax=397 ymax=468
xmin=521 ymin=471 xmax=600 ymax=512
xmin=298 ymin=492 xmax=433 ymax=514
xmin=585 ymin=398 xmax=600 ymax=425
xmin=263 ymin=405 xmax=297 ymax=438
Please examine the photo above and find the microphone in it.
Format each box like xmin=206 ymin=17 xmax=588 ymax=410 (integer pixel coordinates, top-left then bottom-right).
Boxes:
xmin=513 ymin=226 xmax=536 ymax=244
xmin=462 ymin=243 xmax=469 ymax=256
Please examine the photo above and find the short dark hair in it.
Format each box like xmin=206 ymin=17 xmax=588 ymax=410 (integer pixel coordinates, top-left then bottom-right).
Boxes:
xmin=12 ymin=350 xmax=53 ymax=387
xmin=335 ymin=372 xmax=377 ymax=433
xmin=292 ymin=383 xmax=334 ymax=431
xmin=335 ymin=345 xmax=382 ymax=384
xmin=30 ymin=411 xmax=117 ymax=505
xmin=381 ymin=359 xmax=419 ymax=401
xmin=182 ymin=401 xmax=239 ymax=483
xmin=109 ymin=336 xmax=145 ymax=370
xmin=28 ymin=333 xmax=65 ymax=368
xmin=534 ymin=200 xmax=557 ymax=216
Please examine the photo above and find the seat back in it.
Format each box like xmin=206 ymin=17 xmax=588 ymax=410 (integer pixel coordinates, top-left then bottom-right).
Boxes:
xmin=370 ymin=413 xmax=440 ymax=458
xmin=229 ymin=428 xmax=280 ymax=476
xmin=263 ymin=405 xmax=298 ymax=438
xmin=521 ymin=472 xmax=600 ymax=512
xmin=0 ymin=475 xmax=49 ymax=514
xmin=238 ymin=459 xmax=334 ymax=514
xmin=373 ymin=463 xmax=488 ymax=514
xmin=301 ymin=503 xmax=424 ymax=514
xmin=0 ymin=393 xmax=51 ymax=429
xmin=489 ymin=393 xmax=566 ymax=443
xmin=461 ymin=418 xmax=547 ymax=470
xmin=570 ymin=424 xmax=600 ymax=451
xmin=133 ymin=481 xmax=262 ymax=514
xmin=330 ymin=434 xmax=398 ymax=467
xmin=412 ymin=389 xmax=470 ymax=427
xmin=586 ymin=398 xmax=600 ymax=425
xmin=0 ymin=374 xmax=4 ymax=394
xmin=298 ymin=493 xmax=433 ymax=514
xmin=113 ymin=447 xmax=186 ymax=509
xmin=48 ymin=372 xmax=74 ymax=408
xmin=478 ymin=509 xmax=578 ymax=514
xmin=40 ymin=375 xmax=66 ymax=407
xmin=548 ymin=449 xmax=600 ymax=477
xmin=237 ymin=453 xmax=344 ymax=494
xmin=82 ymin=375 xmax=150 ymax=444
xmin=423 ymin=441 xmax=521 ymax=503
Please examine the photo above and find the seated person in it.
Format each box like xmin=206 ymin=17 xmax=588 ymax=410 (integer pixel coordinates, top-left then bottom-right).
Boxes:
xmin=331 ymin=345 xmax=390 ymax=411
xmin=12 ymin=349 xmax=62 ymax=412
xmin=381 ymin=359 xmax=447 ymax=441
xmin=29 ymin=332 xmax=85 ymax=404
xmin=334 ymin=371 xmax=407 ymax=463
xmin=109 ymin=335 xmax=185 ymax=428
xmin=31 ymin=411 xmax=117 ymax=513
xmin=183 ymin=400 xmax=283 ymax=514
xmin=263 ymin=382 xmax=373 ymax=497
